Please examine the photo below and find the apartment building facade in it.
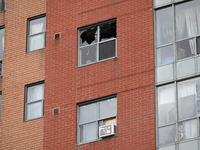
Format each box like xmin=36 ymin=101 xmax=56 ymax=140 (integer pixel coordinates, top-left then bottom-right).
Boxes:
xmin=0 ymin=0 xmax=199 ymax=150
xmin=0 ymin=0 xmax=46 ymax=149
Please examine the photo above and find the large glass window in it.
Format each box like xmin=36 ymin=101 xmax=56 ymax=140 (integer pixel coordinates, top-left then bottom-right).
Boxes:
xmin=77 ymin=95 xmax=117 ymax=144
xmin=27 ymin=15 xmax=46 ymax=52
xmin=25 ymin=82 xmax=44 ymax=121
xmin=78 ymin=19 xmax=116 ymax=66
xmin=155 ymin=0 xmax=200 ymax=83
xmin=157 ymin=77 xmax=200 ymax=150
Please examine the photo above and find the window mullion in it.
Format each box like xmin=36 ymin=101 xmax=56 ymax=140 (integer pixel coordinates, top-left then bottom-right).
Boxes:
xmin=97 ymin=26 xmax=100 ymax=62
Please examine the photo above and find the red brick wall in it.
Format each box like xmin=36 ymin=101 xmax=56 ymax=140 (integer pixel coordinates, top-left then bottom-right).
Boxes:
xmin=45 ymin=0 xmax=155 ymax=149
xmin=0 ymin=0 xmax=46 ymax=149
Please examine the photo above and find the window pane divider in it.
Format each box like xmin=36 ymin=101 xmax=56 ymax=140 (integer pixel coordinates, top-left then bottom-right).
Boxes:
xmin=26 ymin=99 xmax=43 ymax=105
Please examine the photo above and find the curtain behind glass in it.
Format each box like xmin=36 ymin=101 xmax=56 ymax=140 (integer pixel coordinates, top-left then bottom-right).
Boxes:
xmin=176 ymin=0 xmax=200 ymax=40
xmin=178 ymin=79 xmax=197 ymax=120
xmin=27 ymin=84 xmax=44 ymax=103
xmin=158 ymin=84 xmax=176 ymax=126
xmin=156 ymin=7 xmax=173 ymax=46
xmin=0 ymin=28 xmax=4 ymax=60
xmin=29 ymin=17 xmax=46 ymax=51
xmin=27 ymin=101 xmax=43 ymax=120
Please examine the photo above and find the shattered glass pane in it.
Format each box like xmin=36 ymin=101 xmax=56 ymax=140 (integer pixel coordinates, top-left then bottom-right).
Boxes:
xmin=80 ymin=45 xmax=97 ymax=65
xmin=99 ymin=40 xmax=115 ymax=60
xmin=80 ymin=27 xmax=97 ymax=46
xmin=100 ymin=22 xmax=116 ymax=42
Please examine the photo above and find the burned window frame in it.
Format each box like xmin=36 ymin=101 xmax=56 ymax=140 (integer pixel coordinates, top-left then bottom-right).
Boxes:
xmin=78 ymin=19 xmax=117 ymax=67
xmin=77 ymin=95 xmax=117 ymax=144
xmin=0 ymin=0 xmax=5 ymax=12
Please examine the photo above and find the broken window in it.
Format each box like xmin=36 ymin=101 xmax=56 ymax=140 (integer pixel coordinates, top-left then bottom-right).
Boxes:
xmin=0 ymin=0 xmax=5 ymax=12
xmin=78 ymin=19 xmax=116 ymax=66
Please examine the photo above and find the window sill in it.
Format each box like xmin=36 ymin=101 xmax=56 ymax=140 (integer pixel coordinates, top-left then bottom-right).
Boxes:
xmin=77 ymin=56 xmax=118 ymax=68
xmin=26 ymin=47 xmax=46 ymax=53
xmin=75 ymin=135 xmax=117 ymax=146
xmin=24 ymin=116 xmax=44 ymax=122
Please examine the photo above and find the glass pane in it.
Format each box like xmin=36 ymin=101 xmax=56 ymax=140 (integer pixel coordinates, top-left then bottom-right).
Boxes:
xmin=159 ymin=145 xmax=175 ymax=150
xmin=176 ymin=39 xmax=195 ymax=60
xmin=159 ymin=125 xmax=176 ymax=146
xmin=30 ymin=17 xmax=46 ymax=35
xmin=29 ymin=33 xmax=45 ymax=51
xmin=80 ymin=44 xmax=97 ymax=65
xmin=157 ymin=45 xmax=174 ymax=66
xmin=0 ymin=28 xmax=4 ymax=60
xmin=156 ymin=7 xmax=173 ymax=46
xmin=175 ymin=1 xmax=199 ymax=40
xmin=197 ymin=37 xmax=200 ymax=55
xmin=179 ymin=119 xmax=197 ymax=141
xmin=156 ymin=64 xmax=173 ymax=83
xmin=197 ymin=80 xmax=200 ymax=116
xmin=179 ymin=140 xmax=198 ymax=150
xmin=177 ymin=58 xmax=195 ymax=78
xmin=26 ymin=101 xmax=43 ymax=120
xmin=158 ymin=84 xmax=176 ymax=126
xmin=100 ymin=97 xmax=117 ymax=119
xmin=100 ymin=22 xmax=116 ymax=42
xmin=178 ymin=78 xmax=200 ymax=119
xmin=197 ymin=56 xmax=200 ymax=73
xmin=80 ymin=27 xmax=97 ymax=47
xmin=79 ymin=103 xmax=97 ymax=124
xmin=80 ymin=122 xmax=97 ymax=143
xmin=99 ymin=40 xmax=116 ymax=60
xmin=27 ymin=84 xmax=44 ymax=103
xmin=154 ymin=0 xmax=171 ymax=7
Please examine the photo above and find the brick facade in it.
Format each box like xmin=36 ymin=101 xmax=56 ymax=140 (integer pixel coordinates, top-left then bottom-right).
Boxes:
xmin=44 ymin=0 xmax=155 ymax=150
xmin=0 ymin=0 xmax=46 ymax=149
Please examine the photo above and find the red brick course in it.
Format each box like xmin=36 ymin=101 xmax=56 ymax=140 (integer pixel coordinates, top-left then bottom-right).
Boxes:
xmin=45 ymin=0 xmax=155 ymax=150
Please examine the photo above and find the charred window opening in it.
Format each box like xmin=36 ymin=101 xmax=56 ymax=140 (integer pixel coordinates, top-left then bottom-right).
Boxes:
xmin=78 ymin=19 xmax=116 ymax=66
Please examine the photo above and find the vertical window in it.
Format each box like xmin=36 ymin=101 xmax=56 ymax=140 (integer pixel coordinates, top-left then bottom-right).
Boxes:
xmin=0 ymin=0 xmax=5 ymax=12
xmin=27 ymin=14 xmax=46 ymax=52
xmin=0 ymin=26 xmax=4 ymax=76
xmin=157 ymin=78 xmax=200 ymax=149
xmin=25 ymin=82 xmax=44 ymax=121
xmin=155 ymin=1 xmax=200 ymax=150
xmin=155 ymin=0 xmax=200 ymax=83
xmin=78 ymin=19 xmax=116 ymax=66
xmin=77 ymin=95 xmax=117 ymax=144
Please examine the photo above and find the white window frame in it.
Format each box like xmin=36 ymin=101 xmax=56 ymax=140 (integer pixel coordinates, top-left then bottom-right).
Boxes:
xmin=25 ymin=81 xmax=44 ymax=121
xmin=78 ymin=19 xmax=117 ymax=67
xmin=27 ymin=14 xmax=46 ymax=52
xmin=77 ymin=95 xmax=117 ymax=144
